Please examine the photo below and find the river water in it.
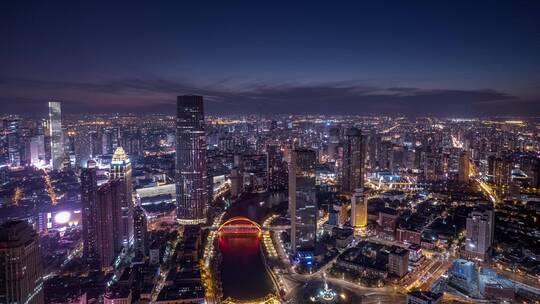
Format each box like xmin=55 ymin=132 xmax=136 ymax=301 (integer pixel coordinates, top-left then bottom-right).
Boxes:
xmin=218 ymin=192 xmax=286 ymax=300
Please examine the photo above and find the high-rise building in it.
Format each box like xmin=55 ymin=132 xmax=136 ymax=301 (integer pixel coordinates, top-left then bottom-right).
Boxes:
xmin=463 ymin=209 xmax=494 ymax=261
xmin=230 ymin=168 xmax=242 ymax=199
xmin=0 ymin=220 xmax=44 ymax=304
xmin=493 ymin=157 xmax=512 ymax=187
xmin=95 ymin=182 xmax=117 ymax=269
xmin=48 ymin=100 xmax=64 ymax=170
xmin=238 ymin=154 xmax=268 ymax=193
xmin=175 ymin=95 xmax=208 ymax=224
xmin=458 ymin=151 xmax=471 ymax=183
xmin=288 ymin=148 xmax=317 ymax=259
xmin=378 ymin=208 xmax=399 ymax=240
xmin=6 ymin=119 xmax=20 ymax=167
xmin=108 ymin=180 xmax=123 ymax=254
xmin=342 ymin=127 xmax=364 ymax=192
xmin=343 ymin=128 xmax=368 ymax=230
xmin=350 ymin=188 xmax=368 ymax=229
xmin=110 ymin=147 xmax=133 ymax=246
xmin=29 ymin=135 xmax=46 ymax=167
xmin=133 ymin=205 xmax=148 ymax=256
xmin=388 ymin=246 xmax=409 ymax=278
xmin=267 ymin=145 xmax=288 ymax=191
xmin=327 ymin=127 xmax=340 ymax=161
xmin=81 ymin=160 xmax=99 ymax=263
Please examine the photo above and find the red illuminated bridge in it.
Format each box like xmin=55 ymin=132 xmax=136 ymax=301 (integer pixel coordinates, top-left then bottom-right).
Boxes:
xmin=218 ymin=216 xmax=262 ymax=236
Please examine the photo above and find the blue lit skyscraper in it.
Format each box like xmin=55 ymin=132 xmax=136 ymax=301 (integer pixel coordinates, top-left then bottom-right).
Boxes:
xmin=175 ymin=95 xmax=208 ymax=224
xmin=48 ymin=100 xmax=64 ymax=170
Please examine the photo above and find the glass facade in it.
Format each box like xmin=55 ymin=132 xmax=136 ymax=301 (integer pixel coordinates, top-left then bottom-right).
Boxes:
xmin=48 ymin=100 xmax=64 ymax=170
xmin=289 ymin=148 xmax=317 ymax=254
xmin=175 ymin=95 xmax=208 ymax=224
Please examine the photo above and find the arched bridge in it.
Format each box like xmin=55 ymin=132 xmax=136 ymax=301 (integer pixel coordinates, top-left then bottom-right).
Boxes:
xmin=205 ymin=216 xmax=290 ymax=235
xmin=218 ymin=216 xmax=262 ymax=235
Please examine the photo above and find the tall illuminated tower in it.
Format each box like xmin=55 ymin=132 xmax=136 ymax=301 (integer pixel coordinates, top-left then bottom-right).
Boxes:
xmin=48 ymin=100 xmax=64 ymax=170
xmin=343 ymin=128 xmax=368 ymax=230
xmin=288 ymin=148 xmax=317 ymax=260
xmin=110 ymin=147 xmax=133 ymax=245
xmin=175 ymin=95 xmax=208 ymax=224
xmin=81 ymin=160 xmax=99 ymax=263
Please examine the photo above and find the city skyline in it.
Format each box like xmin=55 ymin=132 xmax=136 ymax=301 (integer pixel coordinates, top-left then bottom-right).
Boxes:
xmin=2 ymin=2 xmax=540 ymax=304
xmin=1 ymin=1 xmax=539 ymax=116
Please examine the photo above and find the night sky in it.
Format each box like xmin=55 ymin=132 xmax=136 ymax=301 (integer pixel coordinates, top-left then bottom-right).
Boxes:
xmin=1 ymin=1 xmax=539 ymax=116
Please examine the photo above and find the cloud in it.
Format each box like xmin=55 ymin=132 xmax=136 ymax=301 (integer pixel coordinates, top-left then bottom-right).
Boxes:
xmin=0 ymin=76 xmax=535 ymax=116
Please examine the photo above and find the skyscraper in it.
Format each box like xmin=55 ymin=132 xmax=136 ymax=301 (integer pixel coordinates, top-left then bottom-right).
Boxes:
xmin=133 ymin=205 xmax=148 ymax=256
xmin=48 ymin=100 xmax=64 ymax=170
xmin=6 ymin=118 xmax=20 ymax=167
xmin=463 ymin=209 xmax=494 ymax=261
xmin=0 ymin=220 xmax=44 ymax=304
xmin=110 ymin=147 xmax=133 ymax=245
xmin=343 ymin=128 xmax=368 ymax=230
xmin=95 ymin=182 xmax=117 ymax=268
xmin=288 ymin=148 xmax=317 ymax=260
xmin=267 ymin=145 xmax=288 ymax=191
xmin=109 ymin=179 xmax=123 ymax=254
xmin=81 ymin=160 xmax=99 ymax=263
xmin=342 ymin=127 xmax=364 ymax=192
xmin=175 ymin=95 xmax=208 ymax=224
xmin=82 ymin=158 xmax=122 ymax=269
xmin=350 ymin=188 xmax=368 ymax=229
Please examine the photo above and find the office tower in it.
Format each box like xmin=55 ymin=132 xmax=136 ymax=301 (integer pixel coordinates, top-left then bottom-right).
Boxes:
xmin=29 ymin=135 xmax=46 ymax=166
xmin=102 ymin=129 xmax=115 ymax=155
xmin=230 ymin=168 xmax=242 ymax=199
xmin=0 ymin=220 xmax=44 ymax=304
xmin=6 ymin=119 xmax=20 ymax=167
xmin=110 ymin=147 xmax=133 ymax=246
xmin=342 ymin=127 xmax=364 ymax=192
xmin=81 ymin=160 xmax=99 ymax=263
xmin=133 ymin=205 xmax=148 ymax=256
xmin=65 ymin=128 xmax=76 ymax=154
xmin=267 ymin=145 xmax=288 ymax=191
xmin=378 ymin=208 xmax=399 ymax=240
xmin=19 ymin=134 xmax=31 ymax=167
xmin=108 ymin=180 xmax=123 ymax=254
xmin=458 ymin=151 xmax=471 ymax=183
xmin=493 ymin=157 xmax=512 ymax=187
xmin=48 ymin=100 xmax=64 ymax=170
xmin=88 ymin=131 xmax=102 ymax=158
xmin=95 ymin=183 xmax=116 ymax=268
xmin=239 ymin=154 xmax=268 ymax=193
xmin=175 ymin=95 xmax=208 ymax=224
xmin=328 ymin=127 xmax=340 ymax=161
xmin=288 ymin=148 xmax=317 ymax=259
xmin=350 ymin=188 xmax=367 ymax=229
xmin=343 ymin=128 xmax=368 ymax=230
xmin=421 ymin=146 xmax=444 ymax=181
xmin=388 ymin=246 xmax=409 ymax=278
xmin=463 ymin=209 xmax=494 ymax=261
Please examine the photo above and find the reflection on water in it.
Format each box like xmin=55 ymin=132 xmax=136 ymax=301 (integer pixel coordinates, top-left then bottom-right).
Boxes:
xmin=219 ymin=235 xmax=273 ymax=300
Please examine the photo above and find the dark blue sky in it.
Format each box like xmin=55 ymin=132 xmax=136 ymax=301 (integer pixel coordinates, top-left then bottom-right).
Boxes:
xmin=1 ymin=1 xmax=539 ymax=116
